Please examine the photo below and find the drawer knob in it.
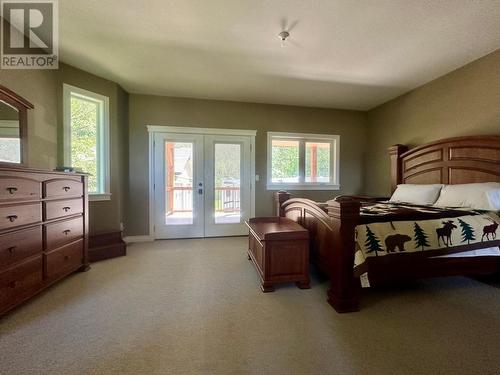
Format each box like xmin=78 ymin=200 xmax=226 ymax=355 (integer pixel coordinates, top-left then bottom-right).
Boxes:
xmin=63 ymin=229 xmax=71 ymax=235
xmin=7 ymin=246 xmax=16 ymax=254
xmin=9 ymin=281 xmax=18 ymax=288
xmin=7 ymin=215 xmax=18 ymax=222
xmin=6 ymin=187 xmax=18 ymax=194
xmin=62 ymin=186 xmax=71 ymax=192
xmin=62 ymin=207 xmax=71 ymax=212
xmin=64 ymin=255 xmax=70 ymax=261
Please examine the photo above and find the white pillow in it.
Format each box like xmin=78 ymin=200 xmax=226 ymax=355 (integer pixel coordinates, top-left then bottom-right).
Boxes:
xmin=389 ymin=184 xmax=443 ymax=205
xmin=486 ymin=189 xmax=500 ymax=210
xmin=434 ymin=183 xmax=500 ymax=210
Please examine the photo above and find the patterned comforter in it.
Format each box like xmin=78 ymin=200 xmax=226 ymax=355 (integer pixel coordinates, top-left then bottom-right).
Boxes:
xmin=353 ymin=203 xmax=500 ymax=276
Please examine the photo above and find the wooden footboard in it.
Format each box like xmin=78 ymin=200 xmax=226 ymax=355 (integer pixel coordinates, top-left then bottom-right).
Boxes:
xmin=273 ymin=135 xmax=500 ymax=313
xmin=275 ymin=190 xmax=500 ymax=314
xmin=275 ymin=191 xmax=362 ymax=312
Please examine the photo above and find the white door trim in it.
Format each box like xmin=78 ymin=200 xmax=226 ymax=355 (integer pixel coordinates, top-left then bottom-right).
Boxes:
xmin=147 ymin=125 xmax=256 ymax=137
xmin=148 ymin=125 xmax=256 ymax=239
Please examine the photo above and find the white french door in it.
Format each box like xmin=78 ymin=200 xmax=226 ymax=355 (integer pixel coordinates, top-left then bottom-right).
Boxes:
xmin=154 ymin=133 xmax=204 ymax=238
xmin=204 ymin=135 xmax=252 ymax=237
xmin=152 ymin=129 xmax=254 ymax=239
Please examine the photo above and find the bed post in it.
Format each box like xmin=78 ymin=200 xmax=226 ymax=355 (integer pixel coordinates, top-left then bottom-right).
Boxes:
xmin=326 ymin=197 xmax=361 ymax=313
xmin=274 ymin=191 xmax=291 ymax=217
xmin=389 ymin=144 xmax=408 ymax=194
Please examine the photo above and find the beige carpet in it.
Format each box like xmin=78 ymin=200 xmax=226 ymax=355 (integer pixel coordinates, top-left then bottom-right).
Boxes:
xmin=1 ymin=237 xmax=500 ymax=375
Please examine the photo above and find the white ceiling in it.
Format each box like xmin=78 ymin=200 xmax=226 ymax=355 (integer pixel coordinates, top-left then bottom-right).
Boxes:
xmin=60 ymin=0 xmax=500 ymax=110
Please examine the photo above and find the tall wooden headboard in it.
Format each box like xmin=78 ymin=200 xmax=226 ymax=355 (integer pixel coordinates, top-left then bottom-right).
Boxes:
xmin=389 ymin=135 xmax=500 ymax=193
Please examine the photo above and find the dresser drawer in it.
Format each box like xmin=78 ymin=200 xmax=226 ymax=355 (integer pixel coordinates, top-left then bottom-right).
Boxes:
xmin=0 ymin=256 xmax=43 ymax=307
xmin=0 ymin=177 xmax=41 ymax=202
xmin=43 ymin=179 xmax=83 ymax=198
xmin=0 ymin=203 xmax=42 ymax=230
xmin=44 ymin=198 xmax=83 ymax=221
xmin=44 ymin=240 xmax=83 ymax=280
xmin=0 ymin=227 xmax=42 ymax=269
xmin=44 ymin=216 xmax=83 ymax=251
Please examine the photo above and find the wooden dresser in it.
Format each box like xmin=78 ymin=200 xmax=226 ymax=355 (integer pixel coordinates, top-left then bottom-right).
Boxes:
xmin=246 ymin=217 xmax=310 ymax=292
xmin=0 ymin=167 xmax=89 ymax=316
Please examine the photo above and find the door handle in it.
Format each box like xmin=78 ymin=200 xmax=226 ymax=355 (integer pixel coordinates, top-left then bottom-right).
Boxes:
xmin=198 ymin=188 xmax=203 ymax=195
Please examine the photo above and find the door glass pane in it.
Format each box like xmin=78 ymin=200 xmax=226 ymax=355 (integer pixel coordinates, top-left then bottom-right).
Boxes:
xmin=305 ymin=142 xmax=330 ymax=183
xmin=165 ymin=142 xmax=193 ymax=225
xmin=214 ymin=143 xmax=241 ymax=224
xmin=271 ymin=139 xmax=299 ymax=183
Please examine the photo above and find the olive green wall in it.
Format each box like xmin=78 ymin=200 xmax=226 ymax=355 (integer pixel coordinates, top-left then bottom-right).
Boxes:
xmin=0 ymin=64 xmax=129 ymax=236
xmin=57 ymin=64 xmax=129 ymax=235
xmin=116 ymin=86 xmax=129 ymax=234
xmin=0 ymin=69 xmax=59 ymax=168
xmin=126 ymin=95 xmax=368 ymax=236
xmin=365 ymin=49 xmax=500 ymax=196
xmin=3 ymin=48 xmax=499 ymax=237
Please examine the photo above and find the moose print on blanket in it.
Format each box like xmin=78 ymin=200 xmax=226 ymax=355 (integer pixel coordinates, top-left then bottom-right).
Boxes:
xmin=354 ymin=212 xmax=500 ymax=273
xmin=436 ymin=220 xmax=457 ymax=247
xmin=482 ymin=218 xmax=498 ymax=241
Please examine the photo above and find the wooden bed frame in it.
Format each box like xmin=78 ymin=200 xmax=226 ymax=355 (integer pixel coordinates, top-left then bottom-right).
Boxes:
xmin=275 ymin=135 xmax=500 ymax=313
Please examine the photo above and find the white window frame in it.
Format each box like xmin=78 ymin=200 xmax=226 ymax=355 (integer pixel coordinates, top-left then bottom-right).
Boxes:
xmin=267 ymin=132 xmax=340 ymax=191
xmin=63 ymin=83 xmax=111 ymax=201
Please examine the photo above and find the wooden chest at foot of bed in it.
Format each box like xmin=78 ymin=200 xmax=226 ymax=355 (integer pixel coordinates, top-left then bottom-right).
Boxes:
xmin=245 ymin=217 xmax=310 ymax=292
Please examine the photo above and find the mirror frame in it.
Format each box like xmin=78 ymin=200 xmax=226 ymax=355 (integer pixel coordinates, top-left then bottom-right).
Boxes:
xmin=0 ymin=84 xmax=33 ymax=167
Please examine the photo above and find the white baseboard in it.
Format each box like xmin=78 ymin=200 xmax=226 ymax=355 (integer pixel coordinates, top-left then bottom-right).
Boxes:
xmin=123 ymin=235 xmax=154 ymax=244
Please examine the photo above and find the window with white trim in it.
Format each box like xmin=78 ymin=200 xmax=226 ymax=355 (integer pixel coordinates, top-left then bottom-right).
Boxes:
xmin=63 ymin=84 xmax=110 ymax=200
xmin=267 ymin=132 xmax=339 ymax=190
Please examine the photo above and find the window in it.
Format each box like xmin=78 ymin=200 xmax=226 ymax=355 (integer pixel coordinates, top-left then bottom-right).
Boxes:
xmin=267 ymin=132 xmax=339 ymax=190
xmin=63 ymin=84 xmax=110 ymax=200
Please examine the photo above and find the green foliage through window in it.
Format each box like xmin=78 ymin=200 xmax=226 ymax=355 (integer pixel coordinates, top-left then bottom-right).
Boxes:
xmin=70 ymin=95 xmax=100 ymax=193
xmin=214 ymin=143 xmax=240 ymax=187
xmin=270 ymin=137 xmax=333 ymax=184
xmin=305 ymin=142 xmax=330 ymax=182
xmin=271 ymin=140 xmax=299 ymax=182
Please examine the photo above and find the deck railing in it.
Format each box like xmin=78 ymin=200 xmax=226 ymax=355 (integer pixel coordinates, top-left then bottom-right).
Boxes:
xmin=166 ymin=186 xmax=240 ymax=214
xmin=167 ymin=186 xmax=192 ymax=213
xmin=215 ymin=187 xmax=240 ymax=212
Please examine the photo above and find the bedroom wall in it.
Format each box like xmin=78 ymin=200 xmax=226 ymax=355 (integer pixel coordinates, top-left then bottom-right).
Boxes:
xmin=57 ymin=64 xmax=129 ymax=235
xmin=365 ymin=49 xmax=500 ymax=196
xmin=126 ymin=95 xmax=368 ymax=236
xmin=5 ymin=48 xmax=499 ymax=237
xmin=0 ymin=69 xmax=59 ymax=169
xmin=0 ymin=64 xmax=129 ymax=236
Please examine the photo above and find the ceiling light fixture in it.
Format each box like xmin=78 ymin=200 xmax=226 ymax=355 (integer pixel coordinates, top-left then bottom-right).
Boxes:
xmin=278 ymin=31 xmax=290 ymax=47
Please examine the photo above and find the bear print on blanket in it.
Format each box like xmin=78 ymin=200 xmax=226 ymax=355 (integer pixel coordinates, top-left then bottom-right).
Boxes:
xmin=354 ymin=213 xmax=500 ymax=274
xmin=384 ymin=234 xmax=412 ymax=252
